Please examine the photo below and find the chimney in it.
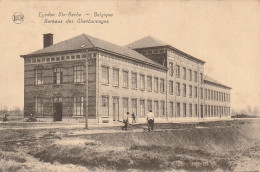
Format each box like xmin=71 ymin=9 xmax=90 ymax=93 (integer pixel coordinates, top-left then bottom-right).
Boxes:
xmin=43 ymin=33 xmax=53 ymax=48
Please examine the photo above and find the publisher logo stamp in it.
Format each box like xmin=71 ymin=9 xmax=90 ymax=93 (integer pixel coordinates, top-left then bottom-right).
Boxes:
xmin=13 ymin=12 xmax=24 ymax=24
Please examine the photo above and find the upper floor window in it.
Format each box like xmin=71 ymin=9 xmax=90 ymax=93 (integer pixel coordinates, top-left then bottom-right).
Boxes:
xmin=194 ymin=86 xmax=198 ymax=98
xmin=34 ymin=69 xmax=43 ymax=85
xmin=189 ymin=85 xmax=192 ymax=98
xmin=74 ymin=65 xmax=84 ymax=83
xmin=176 ymin=82 xmax=180 ymax=96
xmin=200 ymin=73 xmax=203 ymax=82
xmin=53 ymin=67 xmax=63 ymax=84
xmin=112 ymin=68 xmax=119 ymax=86
xmin=183 ymin=67 xmax=186 ymax=80
xmin=147 ymin=76 xmax=152 ymax=91
xmin=169 ymin=62 xmax=173 ymax=76
xmin=154 ymin=77 xmax=159 ymax=92
xmin=160 ymin=79 xmax=165 ymax=93
xmin=169 ymin=80 xmax=173 ymax=94
xmin=176 ymin=65 xmax=180 ymax=78
xmin=102 ymin=66 xmax=109 ymax=84
xmin=131 ymin=73 xmax=137 ymax=89
xmin=183 ymin=84 xmax=186 ymax=97
xmin=189 ymin=69 xmax=192 ymax=81
xmin=194 ymin=71 xmax=198 ymax=83
xmin=123 ymin=71 xmax=129 ymax=88
xmin=205 ymin=89 xmax=208 ymax=99
xmin=200 ymin=88 xmax=203 ymax=99
xmin=140 ymin=74 xmax=145 ymax=90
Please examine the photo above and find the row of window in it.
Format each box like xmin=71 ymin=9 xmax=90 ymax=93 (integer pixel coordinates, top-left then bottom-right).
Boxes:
xmin=102 ymin=66 xmax=166 ymax=93
xmin=34 ymin=66 xmax=84 ymax=85
xmin=34 ymin=97 xmax=84 ymax=116
xmin=101 ymin=96 xmax=165 ymax=118
xmin=25 ymin=53 xmax=97 ymax=64
xmin=169 ymin=63 xmax=203 ymax=82
xmin=204 ymin=89 xmax=230 ymax=102
xmin=101 ymin=96 xmax=230 ymax=118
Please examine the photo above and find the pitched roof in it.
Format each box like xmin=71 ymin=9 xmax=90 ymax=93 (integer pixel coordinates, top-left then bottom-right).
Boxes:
xmin=125 ymin=36 xmax=168 ymax=49
xmin=22 ymin=34 xmax=165 ymax=69
xmin=125 ymin=36 xmax=205 ymax=64
xmin=204 ymin=75 xmax=231 ymax=89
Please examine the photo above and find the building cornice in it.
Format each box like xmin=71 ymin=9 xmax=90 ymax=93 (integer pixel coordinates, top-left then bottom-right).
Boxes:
xmin=20 ymin=47 xmax=167 ymax=71
xmin=132 ymin=45 xmax=206 ymax=64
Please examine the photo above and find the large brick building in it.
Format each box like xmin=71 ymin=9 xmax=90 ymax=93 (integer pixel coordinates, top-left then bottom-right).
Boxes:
xmin=20 ymin=33 xmax=231 ymax=124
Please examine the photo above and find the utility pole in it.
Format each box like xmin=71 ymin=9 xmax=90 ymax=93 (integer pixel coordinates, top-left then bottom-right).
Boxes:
xmin=85 ymin=50 xmax=89 ymax=129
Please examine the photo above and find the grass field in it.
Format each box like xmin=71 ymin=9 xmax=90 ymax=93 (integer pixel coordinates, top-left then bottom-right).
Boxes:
xmin=0 ymin=119 xmax=260 ymax=171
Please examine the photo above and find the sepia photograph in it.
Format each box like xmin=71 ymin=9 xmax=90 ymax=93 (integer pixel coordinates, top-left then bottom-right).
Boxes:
xmin=0 ymin=0 xmax=260 ymax=171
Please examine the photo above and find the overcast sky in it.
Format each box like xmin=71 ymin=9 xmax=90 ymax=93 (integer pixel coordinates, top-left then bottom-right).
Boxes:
xmin=0 ymin=0 xmax=259 ymax=111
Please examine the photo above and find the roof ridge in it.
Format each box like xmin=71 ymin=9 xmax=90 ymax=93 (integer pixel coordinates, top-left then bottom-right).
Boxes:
xmin=84 ymin=34 xmax=96 ymax=48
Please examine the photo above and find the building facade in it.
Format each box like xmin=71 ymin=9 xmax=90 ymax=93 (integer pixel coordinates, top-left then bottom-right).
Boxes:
xmin=21 ymin=33 xmax=231 ymax=124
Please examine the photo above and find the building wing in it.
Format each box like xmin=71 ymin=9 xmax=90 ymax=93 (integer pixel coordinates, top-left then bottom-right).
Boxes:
xmin=204 ymin=75 xmax=231 ymax=89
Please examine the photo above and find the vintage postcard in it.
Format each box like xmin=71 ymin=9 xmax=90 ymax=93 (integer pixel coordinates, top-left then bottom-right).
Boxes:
xmin=0 ymin=0 xmax=260 ymax=171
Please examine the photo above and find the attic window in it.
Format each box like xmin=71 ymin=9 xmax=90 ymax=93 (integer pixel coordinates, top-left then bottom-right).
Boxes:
xmin=82 ymin=54 xmax=86 ymax=58
xmin=148 ymin=51 xmax=152 ymax=54
xmin=93 ymin=53 xmax=97 ymax=58
xmin=51 ymin=57 xmax=55 ymax=61
xmin=32 ymin=59 xmax=36 ymax=63
xmin=37 ymin=59 xmax=41 ymax=62
xmin=61 ymin=56 xmax=65 ymax=60
xmin=154 ymin=50 xmax=158 ymax=53
xmin=76 ymin=55 xmax=80 ymax=59
xmin=71 ymin=55 xmax=75 ymax=59
xmin=159 ymin=49 xmax=165 ymax=53
xmin=42 ymin=58 xmax=45 ymax=62
xmin=46 ymin=58 xmax=50 ymax=62
xmin=66 ymin=56 xmax=70 ymax=60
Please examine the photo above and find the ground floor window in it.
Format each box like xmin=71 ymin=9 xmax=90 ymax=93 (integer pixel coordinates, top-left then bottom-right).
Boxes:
xmin=140 ymin=100 xmax=145 ymax=117
xmin=201 ymin=105 xmax=203 ymax=117
xmin=176 ymin=102 xmax=180 ymax=117
xmin=131 ymin=99 xmax=137 ymax=117
xmin=147 ymin=100 xmax=152 ymax=112
xmin=195 ymin=104 xmax=198 ymax=117
xmin=35 ymin=97 xmax=43 ymax=116
xmin=123 ymin=98 xmax=129 ymax=115
xmin=183 ymin=103 xmax=187 ymax=117
xmin=160 ymin=101 xmax=165 ymax=117
xmin=154 ymin=101 xmax=159 ymax=117
xmin=211 ymin=105 xmax=213 ymax=117
xmin=101 ymin=96 xmax=109 ymax=116
xmin=208 ymin=105 xmax=210 ymax=117
xmin=189 ymin=103 xmax=192 ymax=117
xmin=74 ymin=96 xmax=84 ymax=116
xmin=205 ymin=105 xmax=207 ymax=117
xmin=169 ymin=102 xmax=174 ymax=117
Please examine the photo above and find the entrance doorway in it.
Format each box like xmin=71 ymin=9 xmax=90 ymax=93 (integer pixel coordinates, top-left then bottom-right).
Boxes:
xmin=113 ymin=97 xmax=119 ymax=121
xmin=53 ymin=103 xmax=62 ymax=121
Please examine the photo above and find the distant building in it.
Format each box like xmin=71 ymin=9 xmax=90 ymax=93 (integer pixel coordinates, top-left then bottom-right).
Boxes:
xmin=20 ymin=33 xmax=231 ymax=123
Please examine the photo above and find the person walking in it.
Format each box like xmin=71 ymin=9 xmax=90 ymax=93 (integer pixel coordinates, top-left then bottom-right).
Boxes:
xmin=3 ymin=112 xmax=7 ymax=122
xmin=147 ymin=110 xmax=154 ymax=131
xmin=132 ymin=113 xmax=136 ymax=123
xmin=122 ymin=112 xmax=129 ymax=131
